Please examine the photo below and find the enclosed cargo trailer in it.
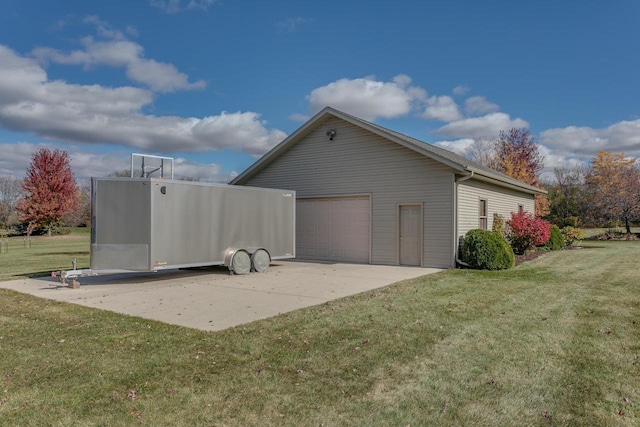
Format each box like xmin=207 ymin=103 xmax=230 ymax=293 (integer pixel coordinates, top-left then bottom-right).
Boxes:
xmin=58 ymin=177 xmax=295 ymax=283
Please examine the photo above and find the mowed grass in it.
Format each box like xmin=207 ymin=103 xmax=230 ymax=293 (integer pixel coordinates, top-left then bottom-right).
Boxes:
xmin=581 ymin=227 xmax=640 ymax=238
xmin=0 ymin=238 xmax=639 ymax=425
xmin=0 ymin=228 xmax=89 ymax=281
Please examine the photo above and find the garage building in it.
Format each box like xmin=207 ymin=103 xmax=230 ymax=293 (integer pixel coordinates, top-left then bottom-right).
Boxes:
xmin=231 ymin=107 xmax=545 ymax=268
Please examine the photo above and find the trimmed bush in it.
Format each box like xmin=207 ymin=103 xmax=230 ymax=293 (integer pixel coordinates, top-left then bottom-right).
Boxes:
xmin=561 ymin=226 xmax=584 ymax=246
xmin=463 ymin=229 xmax=515 ymax=270
xmin=507 ymin=211 xmax=551 ymax=255
xmin=545 ymin=225 xmax=564 ymax=250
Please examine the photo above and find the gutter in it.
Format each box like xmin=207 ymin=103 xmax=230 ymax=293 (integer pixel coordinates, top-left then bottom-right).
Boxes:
xmin=466 ymin=167 xmax=546 ymax=195
xmin=454 ymin=171 xmax=474 ymax=267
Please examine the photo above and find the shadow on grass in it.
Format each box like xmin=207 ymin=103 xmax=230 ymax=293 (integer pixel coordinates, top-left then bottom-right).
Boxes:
xmin=31 ymin=252 xmax=89 ymax=257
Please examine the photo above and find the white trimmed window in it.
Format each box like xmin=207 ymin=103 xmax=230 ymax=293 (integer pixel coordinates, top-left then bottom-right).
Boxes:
xmin=479 ymin=199 xmax=488 ymax=230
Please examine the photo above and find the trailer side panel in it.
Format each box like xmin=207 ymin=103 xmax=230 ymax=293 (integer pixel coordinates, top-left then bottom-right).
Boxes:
xmin=91 ymin=178 xmax=152 ymax=270
xmin=90 ymin=178 xmax=295 ymax=271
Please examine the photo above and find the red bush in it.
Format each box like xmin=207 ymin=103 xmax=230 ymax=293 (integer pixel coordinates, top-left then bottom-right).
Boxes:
xmin=507 ymin=211 xmax=551 ymax=254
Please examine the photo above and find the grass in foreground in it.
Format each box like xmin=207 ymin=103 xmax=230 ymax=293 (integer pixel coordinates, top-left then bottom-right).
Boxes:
xmin=0 ymin=228 xmax=89 ymax=281
xmin=0 ymin=241 xmax=639 ymax=425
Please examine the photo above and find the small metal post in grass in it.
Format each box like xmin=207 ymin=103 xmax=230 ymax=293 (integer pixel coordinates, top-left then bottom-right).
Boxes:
xmin=0 ymin=230 xmax=7 ymax=254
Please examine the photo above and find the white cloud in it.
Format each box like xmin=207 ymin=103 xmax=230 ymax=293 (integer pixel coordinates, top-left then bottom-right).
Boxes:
xmin=0 ymin=143 xmax=233 ymax=183
xmin=150 ymin=0 xmax=219 ymax=13
xmin=540 ymin=120 xmax=640 ymax=159
xmin=536 ymin=144 xmax=589 ymax=182
xmin=190 ymin=111 xmax=287 ymax=154
xmin=436 ymin=112 xmax=529 ymax=139
xmin=0 ymin=45 xmax=285 ymax=156
xmin=289 ymin=113 xmax=310 ymax=122
xmin=173 ymin=157 xmax=236 ymax=183
xmin=432 ymin=138 xmax=474 ymax=156
xmin=306 ymin=75 xmax=427 ymax=121
xmin=126 ymin=57 xmax=206 ymax=93
xmin=422 ymin=95 xmax=462 ymax=122
xmin=84 ymin=15 xmax=133 ymax=41
xmin=31 ymin=22 xmax=205 ymax=93
xmin=464 ymin=96 xmax=499 ymax=116
xmin=277 ymin=17 xmax=314 ymax=33
xmin=453 ymin=85 xmax=470 ymax=96
xmin=0 ymin=142 xmax=48 ymax=177
xmin=67 ymin=150 xmax=138 ymax=181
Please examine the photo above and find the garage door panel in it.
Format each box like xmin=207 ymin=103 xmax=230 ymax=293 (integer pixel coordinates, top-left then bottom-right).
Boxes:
xmin=296 ymin=197 xmax=370 ymax=263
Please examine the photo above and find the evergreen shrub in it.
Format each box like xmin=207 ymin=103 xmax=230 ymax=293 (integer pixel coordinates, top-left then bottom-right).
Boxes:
xmin=545 ymin=225 xmax=564 ymax=250
xmin=463 ymin=229 xmax=515 ymax=270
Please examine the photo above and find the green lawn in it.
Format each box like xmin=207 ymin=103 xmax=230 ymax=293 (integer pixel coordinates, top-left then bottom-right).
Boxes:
xmin=0 ymin=228 xmax=89 ymax=281
xmin=581 ymin=227 xmax=640 ymax=238
xmin=0 ymin=235 xmax=639 ymax=425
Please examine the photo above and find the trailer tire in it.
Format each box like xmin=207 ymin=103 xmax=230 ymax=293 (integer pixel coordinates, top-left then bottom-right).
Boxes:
xmin=251 ymin=249 xmax=270 ymax=273
xmin=230 ymin=250 xmax=251 ymax=275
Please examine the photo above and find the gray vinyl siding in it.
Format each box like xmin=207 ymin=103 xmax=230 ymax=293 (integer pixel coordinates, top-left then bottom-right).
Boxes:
xmin=241 ymin=116 xmax=456 ymax=268
xmin=457 ymin=179 xmax=535 ymax=241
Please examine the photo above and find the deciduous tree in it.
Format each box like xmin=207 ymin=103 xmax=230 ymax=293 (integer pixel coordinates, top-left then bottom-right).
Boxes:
xmin=63 ymin=181 xmax=91 ymax=227
xmin=496 ymin=128 xmax=544 ymax=185
xmin=17 ymin=149 xmax=79 ymax=236
xmin=544 ymin=164 xmax=587 ymax=227
xmin=0 ymin=176 xmax=22 ymax=228
xmin=464 ymin=137 xmax=501 ymax=170
xmin=496 ymin=128 xmax=549 ymax=216
xmin=585 ymin=150 xmax=640 ymax=234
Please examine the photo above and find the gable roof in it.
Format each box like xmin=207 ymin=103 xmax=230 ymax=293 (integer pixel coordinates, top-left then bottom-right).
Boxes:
xmin=231 ymin=106 xmax=546 ymax=195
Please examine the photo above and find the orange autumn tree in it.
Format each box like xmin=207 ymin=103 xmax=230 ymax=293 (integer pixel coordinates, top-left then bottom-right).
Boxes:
xmin=585 ymin=150 xmax=640 ymax=234
xmin=496 ymin=128 xmax=549 ymax=216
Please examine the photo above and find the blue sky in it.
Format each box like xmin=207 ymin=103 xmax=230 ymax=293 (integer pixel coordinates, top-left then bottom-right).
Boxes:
xmin=1 ymin=0 xmax=639 ymax=183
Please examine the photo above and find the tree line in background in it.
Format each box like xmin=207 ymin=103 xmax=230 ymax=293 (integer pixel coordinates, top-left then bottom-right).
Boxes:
xmin=1 ymin=135 xmax=640 ymax=236
xmin=465 ymin=129 xmax=640 ymax=234
xmin=547 ymin=151 xmax=640 ymax=233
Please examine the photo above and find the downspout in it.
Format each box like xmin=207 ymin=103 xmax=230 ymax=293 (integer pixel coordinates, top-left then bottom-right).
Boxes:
xmin=454 ymin=171 xmax=474 ymax=267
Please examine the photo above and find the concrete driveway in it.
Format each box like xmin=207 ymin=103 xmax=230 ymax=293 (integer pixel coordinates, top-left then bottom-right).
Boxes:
xmin=1 ymin=261 xmax=441 ymax=331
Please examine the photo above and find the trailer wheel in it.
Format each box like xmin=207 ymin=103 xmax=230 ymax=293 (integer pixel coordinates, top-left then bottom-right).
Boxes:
xmin=230 ymin=250 xmax=251 ymax=275
xmin=251 ymin=249 xmax=270 ymax=273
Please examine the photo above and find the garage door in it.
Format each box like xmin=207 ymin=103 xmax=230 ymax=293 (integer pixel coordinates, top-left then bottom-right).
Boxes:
xmin=296 ymin=196 xmax=370 ymax=263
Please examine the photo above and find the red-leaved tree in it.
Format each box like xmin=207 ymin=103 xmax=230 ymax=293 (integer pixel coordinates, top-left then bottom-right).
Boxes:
xmin=507 ymin=211 xmax=551 ymax=254
xmin=17 ymin=149 xmax=79 ymax=236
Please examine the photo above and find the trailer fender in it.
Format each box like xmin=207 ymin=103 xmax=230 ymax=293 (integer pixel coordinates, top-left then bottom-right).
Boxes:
xmin=224 ymin=249 xmax=251 ymax=275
